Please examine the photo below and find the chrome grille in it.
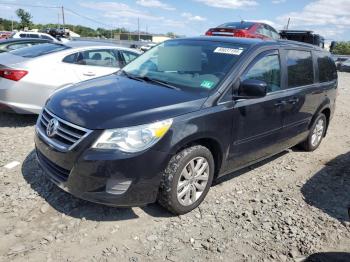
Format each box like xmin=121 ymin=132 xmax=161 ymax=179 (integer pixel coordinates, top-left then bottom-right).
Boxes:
xmin=36 ymin=108 xmax=92 ymax=152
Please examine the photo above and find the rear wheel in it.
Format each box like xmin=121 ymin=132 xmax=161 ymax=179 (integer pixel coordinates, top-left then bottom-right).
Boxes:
xmin=158 ymin=145 xmax=214 ymax=215
xmin=300 ymin=113 xmax=327 ymax=151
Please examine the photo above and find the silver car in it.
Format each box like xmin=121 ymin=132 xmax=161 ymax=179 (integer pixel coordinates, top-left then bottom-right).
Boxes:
xmin=0 ymin=41 xmax=141 ymax=114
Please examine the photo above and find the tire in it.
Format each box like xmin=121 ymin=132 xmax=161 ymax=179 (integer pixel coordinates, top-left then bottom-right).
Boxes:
xmin=158 ymin=145 xmax=215 ymax=215
xmin=300 ymin=113 xmax=327 ymax=152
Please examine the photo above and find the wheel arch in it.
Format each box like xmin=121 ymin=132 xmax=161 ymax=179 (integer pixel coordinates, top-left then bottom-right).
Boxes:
xmin=171 ymin=135 xmax=225 ymax=178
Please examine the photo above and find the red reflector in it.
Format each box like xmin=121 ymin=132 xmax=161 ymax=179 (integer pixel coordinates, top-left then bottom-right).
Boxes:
xmin=0 ymin=69 xmax=28 ymax=81
xmin=205 ymin=31 xmax=213 ymax=36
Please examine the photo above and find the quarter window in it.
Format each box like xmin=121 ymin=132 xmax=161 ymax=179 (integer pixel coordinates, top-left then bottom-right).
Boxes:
xmin=63 ymin=53 xmax=77 ymax=64
xmin=287 ymin=50 xmax=314 ymax=88
xmin=242 ymin=53 xmax=281 ymax=93
xmin=317 ymin=52 xmax=337 ymax=82
xmin=120 ymin=51 xmax=138 ymax=64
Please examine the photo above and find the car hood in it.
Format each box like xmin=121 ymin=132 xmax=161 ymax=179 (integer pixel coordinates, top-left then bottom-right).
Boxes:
xmin=46 ymin=74 xmax=208 ymax=129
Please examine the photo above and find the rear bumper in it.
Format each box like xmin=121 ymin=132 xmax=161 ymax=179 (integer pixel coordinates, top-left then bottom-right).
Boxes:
xmin=35 ymin=131 xmax=172 ymax=207
xmin=0 ymin=79 xmax=51 ymax=114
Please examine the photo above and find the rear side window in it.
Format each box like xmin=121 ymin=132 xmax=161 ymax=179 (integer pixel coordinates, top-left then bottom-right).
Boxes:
xmin=287 ymin=50 xmax=314 ymax=88
xmin=317 ymin=53 xmax=337 ymax=82
xmin=28 ymin=34 xmax=39 ymax=38
xmin=41 ymin=35 xmax=53 ymax=40
xmin=10 ymin=43 xmax=70 ymax=58
xmin=242 ymin=53 xmax=281 ymax=93
xmin=76 ymin=49 xmax=121 ymax=68
xmin=19 ymin=34 xmax=27 ymax=38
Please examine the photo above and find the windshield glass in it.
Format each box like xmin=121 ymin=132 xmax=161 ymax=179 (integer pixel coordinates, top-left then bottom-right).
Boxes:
xmin=122 ymin=40 xmax=247 ymax=92
xmin=10 ymin=43 xmax=70 ymax=58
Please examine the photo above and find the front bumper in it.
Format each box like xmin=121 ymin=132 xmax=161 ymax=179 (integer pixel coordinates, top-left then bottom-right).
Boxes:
xmin=35 ymin=130 xmax=172 ymax=207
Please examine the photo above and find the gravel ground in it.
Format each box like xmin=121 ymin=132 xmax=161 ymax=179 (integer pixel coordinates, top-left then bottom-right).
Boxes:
xmin=1 ymin=73 xmax=350 ymax=262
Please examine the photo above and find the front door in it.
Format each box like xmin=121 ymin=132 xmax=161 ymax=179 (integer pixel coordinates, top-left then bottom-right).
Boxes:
xmin=73 ymin=49 xmax=123 ymax=81
xmin=228 ymin=50 xmax=285 ymax=170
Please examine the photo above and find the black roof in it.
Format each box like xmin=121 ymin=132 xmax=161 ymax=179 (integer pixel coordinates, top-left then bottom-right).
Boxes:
xmin=168 ymin=36 xmax=325 ymax=51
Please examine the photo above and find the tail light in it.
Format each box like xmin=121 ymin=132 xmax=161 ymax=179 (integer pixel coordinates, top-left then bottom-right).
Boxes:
xmin=0 ymin=69 xmax=28 ymax=81
xmin=205 ymin=29 xmax=213 ymax=36
xmin=234 ymin=30 xmax=249 ymax=38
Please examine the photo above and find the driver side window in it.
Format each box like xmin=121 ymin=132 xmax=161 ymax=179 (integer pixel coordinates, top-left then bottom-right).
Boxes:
xmin=241 ymin=53 xmax=281 ymax=93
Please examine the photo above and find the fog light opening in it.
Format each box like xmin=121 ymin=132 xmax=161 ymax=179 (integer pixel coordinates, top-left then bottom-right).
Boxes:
xmin=106 ymin=178 xmax=132 ymax=195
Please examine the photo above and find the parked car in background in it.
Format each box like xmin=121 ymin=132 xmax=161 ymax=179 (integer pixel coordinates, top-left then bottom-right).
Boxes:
xmin=338 ymin=59 xmax=350 ymax=72
xmin=280 ymin=30 xmax=325 ymax=48
xmin=0 ymin=31 xmax=12 ymax=39
xmin=34 ymin=36 xmax=337 ymax=215
xmin=0 ymin=38 xmax=52 ymax=53
xmin=140 ymin=43 xmax=157 ymax=52
xmin=332 ymin=55 xmax=350 ymax=70
xmin=11 ymin=31 xmax=57 ymax=42
xmin=205 ymin=21 xmax=280 ymax=40
xmin=0 ymin=41 xmax=141 ymax=114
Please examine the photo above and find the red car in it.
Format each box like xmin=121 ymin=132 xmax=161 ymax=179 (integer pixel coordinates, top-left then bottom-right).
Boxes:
xmin=205 ymin=21 xmax=280 ymax=40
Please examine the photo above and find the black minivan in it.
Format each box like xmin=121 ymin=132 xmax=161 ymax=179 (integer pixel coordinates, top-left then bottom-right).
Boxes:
xmin=35 ymin=37 xmax=337 ymax=214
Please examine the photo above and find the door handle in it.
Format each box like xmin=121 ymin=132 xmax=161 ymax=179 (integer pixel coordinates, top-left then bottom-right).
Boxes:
xmin=83 ymin=72 xmax=96 ymax=76
xmin=274 ymin=100 xmax=287 ymax=107
xmin=287 ymin=98 xmax=299 ymax=104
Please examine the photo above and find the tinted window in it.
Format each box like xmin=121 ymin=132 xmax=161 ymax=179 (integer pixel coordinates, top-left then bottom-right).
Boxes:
xmin=123 ymin=40 xmax=247 ymax=92
xmin=317 ymin=53 xmax=337 ymax=82
xmin=28 ymin=34 xmax=39 ymax=38
xmin=7 ymin=43 xmax=31 ymax=50
xmin=218 ymin=22 xmax=254 ymax=30
xmin=242 ymin=53 xmax=281 ymax=93
xmin=120 ymin=51 xmax=139 ymax=64
xmin=287 ymin=50 xmax=314 ymax=88
xmin=62 ymin=53 xmax=77 ymax=64
xmin=76 ymin=49 xmax=121 ymax=67
xmin=10 ymin=43 xmax=70 ymax=58
xmin=267 ymin=26 xmax=280 ymax=39
xmin=19 ymin=34 xmax=27 ymax=38
xmin=41 ymin=35 xmax=53 ymax=40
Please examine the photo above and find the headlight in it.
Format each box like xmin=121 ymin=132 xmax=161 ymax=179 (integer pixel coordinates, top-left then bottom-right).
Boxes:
xmin=92 ymin=119 xmax=173 ymax=152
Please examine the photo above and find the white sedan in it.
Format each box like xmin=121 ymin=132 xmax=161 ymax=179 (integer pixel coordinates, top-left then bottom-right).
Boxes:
xmin=0 ymin=41 xmax=141 ymax=114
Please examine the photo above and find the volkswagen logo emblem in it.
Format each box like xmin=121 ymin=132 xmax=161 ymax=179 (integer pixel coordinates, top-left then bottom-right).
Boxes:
xmin=46 ymin=118 xmax=59 ymax=138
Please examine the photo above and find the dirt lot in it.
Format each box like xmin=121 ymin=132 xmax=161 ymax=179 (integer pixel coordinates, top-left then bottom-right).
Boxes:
xmin=1 ymin=73 xmax=350 ymax=262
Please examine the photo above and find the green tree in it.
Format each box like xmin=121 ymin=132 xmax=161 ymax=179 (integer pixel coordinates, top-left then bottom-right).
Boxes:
xmin=333 ymin=42 xmax=350 ymax=55
xmin=16 ymin=8 xmax=33 ymax=29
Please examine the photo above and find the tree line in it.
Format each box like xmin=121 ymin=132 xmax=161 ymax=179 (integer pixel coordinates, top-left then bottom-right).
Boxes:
xmin=0 ymin=8 xmax=178 ymax=39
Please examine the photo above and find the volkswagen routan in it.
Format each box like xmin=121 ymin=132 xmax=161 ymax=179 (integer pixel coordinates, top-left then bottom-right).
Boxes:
xmin=35 ymin=37 xmax=337 ymax=214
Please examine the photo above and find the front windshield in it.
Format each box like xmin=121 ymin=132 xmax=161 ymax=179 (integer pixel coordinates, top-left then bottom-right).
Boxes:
xmin=122 ymin=40 xmax=247 ymax=92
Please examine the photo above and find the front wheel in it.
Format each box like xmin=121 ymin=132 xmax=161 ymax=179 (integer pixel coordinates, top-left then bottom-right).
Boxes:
xmin=300 ymin=113 xmax=327 ymax=151
xmin=158 ymin=145 xmax=215 ymax=215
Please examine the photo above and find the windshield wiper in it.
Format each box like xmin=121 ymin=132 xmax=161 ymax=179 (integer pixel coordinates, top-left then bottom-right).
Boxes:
xmin=141 ymin=76 xmax=181 ymax=91
xmin=120 ymin=70 xmax=180 ymax=91
xmin=119 ymin=70 xmax=144 ymax=82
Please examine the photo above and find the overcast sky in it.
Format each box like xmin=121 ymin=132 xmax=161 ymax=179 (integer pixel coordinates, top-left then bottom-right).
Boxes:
xmin=1 ymin=0 xmax=349 ymax=41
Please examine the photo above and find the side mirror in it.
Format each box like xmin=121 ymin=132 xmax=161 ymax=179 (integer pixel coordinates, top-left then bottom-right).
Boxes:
xmin=236 ymin=79 xmax=267 ymax=99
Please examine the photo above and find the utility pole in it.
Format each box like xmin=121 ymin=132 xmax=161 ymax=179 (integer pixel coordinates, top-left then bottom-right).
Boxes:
xmin=137 ymin=17 xmax=140 ymax=41
xmin=61 ymin=6 xmax=66 ymax=28
xmin=11 ymin=16 xmax=13 ymax=31
xmin=286 ymin=17 xmax=290 ymax=30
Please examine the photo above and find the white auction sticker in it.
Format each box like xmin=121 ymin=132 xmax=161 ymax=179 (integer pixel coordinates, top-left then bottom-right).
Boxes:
xmin=214 ymin=47 xmax=244 ymax=55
